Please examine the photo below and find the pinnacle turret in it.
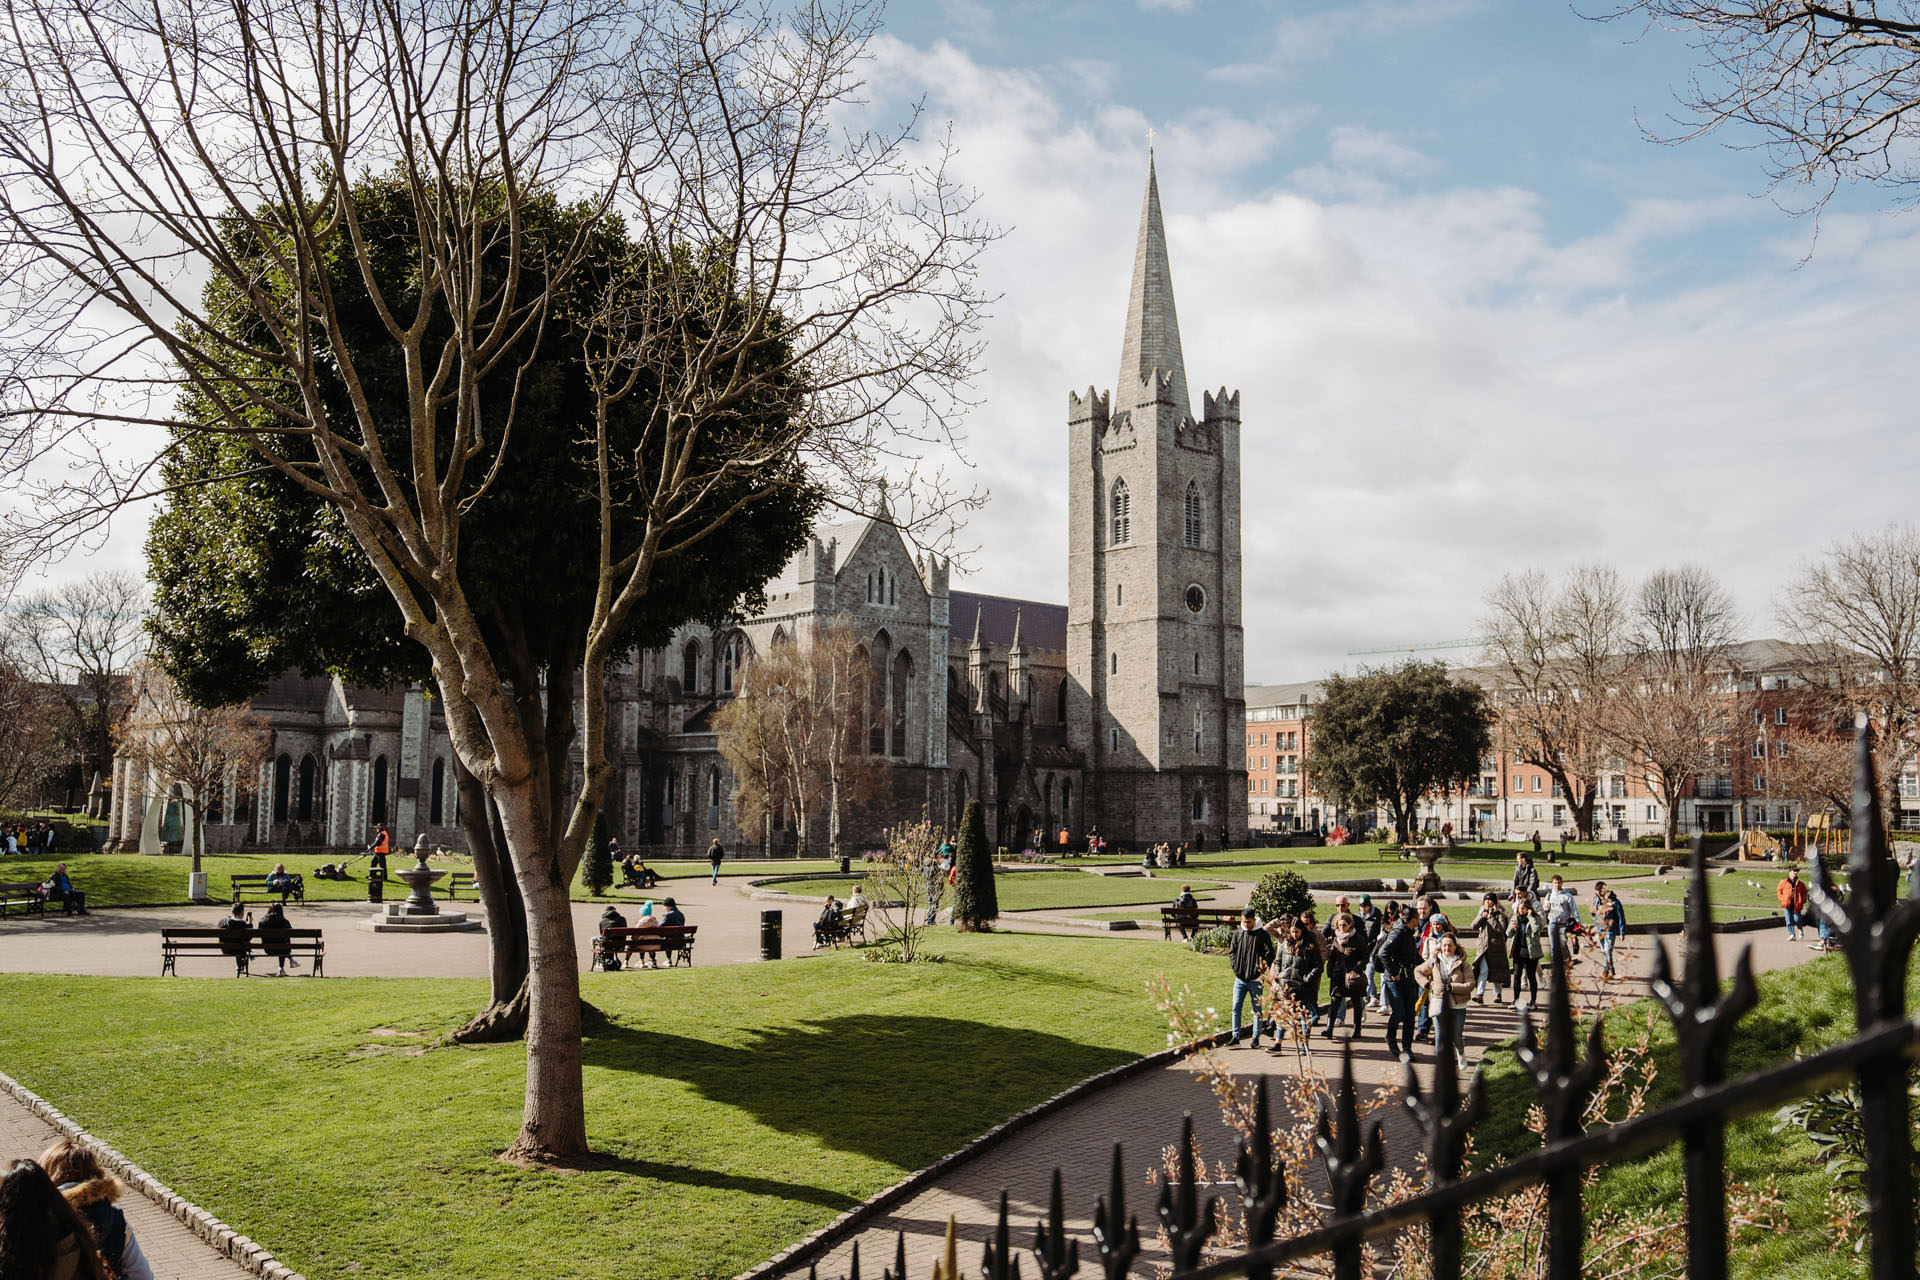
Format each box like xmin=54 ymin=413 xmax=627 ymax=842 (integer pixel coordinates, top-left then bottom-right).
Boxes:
xmin=1116 ymin=151 xmax=1189 ymax=416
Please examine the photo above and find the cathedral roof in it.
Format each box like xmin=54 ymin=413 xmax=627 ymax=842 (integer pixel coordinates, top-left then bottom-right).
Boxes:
xmin=1117 ymin=152 xmax=1189 ymax=416
xmin=950 ymin=591 xmax=1065 ymax=652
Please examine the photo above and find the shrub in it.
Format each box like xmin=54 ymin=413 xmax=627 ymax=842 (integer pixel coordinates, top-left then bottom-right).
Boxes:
xmin=951 ymin=799 xmax=998 ymax=931
xmin=1188 ymin=924 xmax=1233 ymax=955
xmin=1631 ymin=834 xmax=1666 ymax=849
xmin=581 ymin=812 xmax=612 ymax=896
xmin=1249 ymin=869 xmax=1312 ymax=921
xmin=1363 ymin=827 xmax=1389 ymax=844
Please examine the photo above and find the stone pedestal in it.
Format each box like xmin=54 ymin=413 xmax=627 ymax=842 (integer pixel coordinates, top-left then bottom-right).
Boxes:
xmin=358 ymin=901 xmax=483 ymax=933
xmin=1408 ymin=843 xmax=1448 ymax=895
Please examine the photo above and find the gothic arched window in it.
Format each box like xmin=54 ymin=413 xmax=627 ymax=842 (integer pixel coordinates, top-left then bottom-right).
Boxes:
xmin=1055 ymin=678 xmax=1067 ymax=723
xmin=682 ymin=639 xmax=701 ymax=692
xmin=430 ymin=758 xmax=446 ymax=825
xmin=371 ymin=755 xmax=390 ymax=823
xmin=272 ymin=754 xmax=291 ymax=823
xmin=891 ymin=649 xmax=914 ymax=757
xmin=297 ymin=754 xmax=316 ymax=822
xmin=720 ymin=633 xmax=744 ymax=693
xmin=1109 ymin=479 xmax=1130 ymax=546
xmin=1184 ymin=481 xmax=1203 ymax=547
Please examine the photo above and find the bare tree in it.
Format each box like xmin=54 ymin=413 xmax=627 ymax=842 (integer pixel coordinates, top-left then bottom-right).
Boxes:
xmin=1608 ymin=565 xmax=1745 ymax=849
xmin=0 ymin=635 xmax=55 ymax=809
xmin=1606 ymin=2 xmax=1920 ymax=212
xmin=0 ymin=0 xmax=990 ymax=1164
xmin=1480 ymin=564 xmax=1630 ymax=840
xmin=1765 ymin=723 xmax=1855 ymax=821
xmin=714 ymin=623 xmax=877 ymax=859
xmin=14 ymin=571 xmax=145 ymax=799
xmin=1776 ymin=525 xmax=1920 ymax=837
xmin=118 ymin=659 xmax=269 ymax=881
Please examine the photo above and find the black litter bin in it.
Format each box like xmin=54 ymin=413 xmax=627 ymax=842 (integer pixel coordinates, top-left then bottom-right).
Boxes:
xmin=368 ymin=872 xmax=385 ymax=904
xmin=759 ymin=909 xmax=782 ymax=961
xmin=838 ymin=856 xmax=850 ymax=874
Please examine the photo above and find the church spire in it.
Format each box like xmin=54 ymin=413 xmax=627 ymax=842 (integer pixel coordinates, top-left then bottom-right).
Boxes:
xmin=1116 ymin=150 xmax=1189 ymax=416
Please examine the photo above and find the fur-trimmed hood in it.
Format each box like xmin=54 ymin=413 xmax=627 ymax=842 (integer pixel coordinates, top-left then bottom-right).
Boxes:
xmin=59 ymin=1175 xmax=122 ymax=1209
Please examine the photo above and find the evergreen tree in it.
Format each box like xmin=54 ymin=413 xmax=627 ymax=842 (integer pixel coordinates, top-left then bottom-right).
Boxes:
xmin=582 ymin=813 xmax=613 ymax=897
xmin=951 ymin=799 xmax=998 ymax=931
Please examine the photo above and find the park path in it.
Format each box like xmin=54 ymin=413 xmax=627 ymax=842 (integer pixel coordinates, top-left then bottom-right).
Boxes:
xmin=0 ymin=1088 xmax=257 ymax=1280
xmin=801 ymin=925 xmax=1820 ymax=1280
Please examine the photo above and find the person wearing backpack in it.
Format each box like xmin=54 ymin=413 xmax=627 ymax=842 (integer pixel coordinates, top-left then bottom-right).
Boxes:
xmin=1372 ymin=901 xmax=1422 ymax=1058
xmin=1508 ymin=897 xmax=1543 ymax=1007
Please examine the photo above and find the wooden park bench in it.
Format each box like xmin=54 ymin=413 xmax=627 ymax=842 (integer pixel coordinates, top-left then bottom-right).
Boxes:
xmin=1160 ymin=905 xmax=1244 ymax=940
xmin=590 ymin=924 xmax=697 ymax=971
xmin=443 ymin=871 xmax=478 ymax=901
xmin=229 ymin=872 xmax=305 ymax=905
xmin=160 ymin=927 xmax=326 ymax=976
xmin=814 ymin=902 xmax=870 ymax=948
xmin=1377 ymin=845 xmax=1410 ymax=861
xmin=0 ymin=882 xmax=46 ymax=916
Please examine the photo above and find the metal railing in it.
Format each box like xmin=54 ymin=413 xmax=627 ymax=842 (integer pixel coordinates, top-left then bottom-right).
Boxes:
xmin=814 ymin=725 xmax=1920 ymax=1280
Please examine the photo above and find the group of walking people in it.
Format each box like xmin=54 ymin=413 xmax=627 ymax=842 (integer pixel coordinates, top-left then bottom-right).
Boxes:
xmin=0 ymin=1141 xmax=155 ymax=1280
xmin=1 ymin=822 xmax=58 ymax=857
xmin=1225 ymin=852 xmax=1630 ymax=1068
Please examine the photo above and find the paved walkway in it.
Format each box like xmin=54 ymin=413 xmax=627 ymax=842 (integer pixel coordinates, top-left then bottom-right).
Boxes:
xmin=807 ymin=926 xmax=1822 ymax=1280
xmin=0 ymin=1089 xmax=255 ymax=1280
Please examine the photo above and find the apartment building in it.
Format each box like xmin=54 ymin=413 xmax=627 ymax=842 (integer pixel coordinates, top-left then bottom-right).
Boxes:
xmin=1246 ymin=639 xmax=1883 ymax=840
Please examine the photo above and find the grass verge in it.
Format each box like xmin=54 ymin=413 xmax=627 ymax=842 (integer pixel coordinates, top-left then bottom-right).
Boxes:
xmin=764 ymin=872 xmax=1233 ymax=911
xmin=1473 ymin=953 xmax=1909 ymax=1277
xmin=0 ymin=931 xmax=1216 ymax=1280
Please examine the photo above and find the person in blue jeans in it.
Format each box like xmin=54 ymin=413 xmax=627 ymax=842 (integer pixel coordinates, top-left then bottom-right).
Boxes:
xmin=1373 ymin=902 xmax=1422 ymax=1058
xmin=1777 ymin=867 xmax=1809 ymax=940
xmin=1227 ymin=908 xmax=1275 ymax=1048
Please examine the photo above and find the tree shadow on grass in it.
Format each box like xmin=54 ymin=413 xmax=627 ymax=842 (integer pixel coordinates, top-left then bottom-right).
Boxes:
xmin=590 ymin=1154 xmax=863 ymax=1210
xmin=583 ymin=1014 xmax=1134 ymax=1169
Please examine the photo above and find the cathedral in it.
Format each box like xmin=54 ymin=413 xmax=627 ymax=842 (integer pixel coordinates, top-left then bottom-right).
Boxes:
xmin=107 ymin=157 xmax=1248 ymax=858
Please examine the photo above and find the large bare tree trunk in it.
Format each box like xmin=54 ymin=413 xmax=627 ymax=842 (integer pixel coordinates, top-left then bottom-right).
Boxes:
xmin=449 ymin=756 xmax=531 ymax=1043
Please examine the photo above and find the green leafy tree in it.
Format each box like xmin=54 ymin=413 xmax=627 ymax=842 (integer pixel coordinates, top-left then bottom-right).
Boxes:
xmin=1305 ymin=661 xmax=1492 ymax=845
xmin=1248 ymin=869 xmax=1311 ymax=922
xmin=582 ymin=813 xmax=613 ymax=897
xmin=951 ymin=798 xmax=998 ymax=931
xmin=146 ymin=178 xmax=818 ymax=1041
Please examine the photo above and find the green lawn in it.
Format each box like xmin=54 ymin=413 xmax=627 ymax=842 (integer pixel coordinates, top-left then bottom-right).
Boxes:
xmin=1474 ymin=953 xmax=1903 ymax=1277
xmin=0 ymin=852 xmax=439 ymax=905
xmin=1619 ymin=874 xmax=1805 ymax=913
xmin=1186 ymin=860 xmax=1654 ymax=886
xmin=766 ymin=872 xmax=1237 ymax=912
xmin=0 ymin=931 xmax=1219 ymax=1280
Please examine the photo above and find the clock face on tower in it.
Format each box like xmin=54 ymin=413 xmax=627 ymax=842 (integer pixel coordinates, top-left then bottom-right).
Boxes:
xmin=1185 ymin=584 xmax=1206 ymax=614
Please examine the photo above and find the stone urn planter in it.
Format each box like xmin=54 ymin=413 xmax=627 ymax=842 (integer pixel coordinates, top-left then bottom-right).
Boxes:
xmin=1406 ymin=843 xmax=1448 ymax=894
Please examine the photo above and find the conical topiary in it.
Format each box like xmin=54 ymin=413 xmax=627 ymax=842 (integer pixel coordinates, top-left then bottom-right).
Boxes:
xmin=951 ymin=798 xmax=998 ymax=931
xmin=582 ymin=811 xmax=613 ymax=897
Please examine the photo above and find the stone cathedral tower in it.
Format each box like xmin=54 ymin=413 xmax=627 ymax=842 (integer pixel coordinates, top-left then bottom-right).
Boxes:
xmin=1066 ymin=154 xmax=1248 ymax=847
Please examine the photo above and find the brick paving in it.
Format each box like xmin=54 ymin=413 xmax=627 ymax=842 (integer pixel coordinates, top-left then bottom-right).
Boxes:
xmin=0 ymin=1090 xmax=255 ymax=1280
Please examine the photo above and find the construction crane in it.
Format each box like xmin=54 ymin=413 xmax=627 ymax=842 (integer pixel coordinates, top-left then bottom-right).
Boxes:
xmin=1346 ymin=637 xmax=1488 ymax=657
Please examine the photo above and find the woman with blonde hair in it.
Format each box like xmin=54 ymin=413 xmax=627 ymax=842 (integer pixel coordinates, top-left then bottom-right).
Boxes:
xmin=36 ymin=1142 xmax=154 ymax=1280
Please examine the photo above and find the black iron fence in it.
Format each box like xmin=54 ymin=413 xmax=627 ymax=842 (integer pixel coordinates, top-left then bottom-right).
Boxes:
xmin=820 ymin=725 xmax=1920 ymax=1280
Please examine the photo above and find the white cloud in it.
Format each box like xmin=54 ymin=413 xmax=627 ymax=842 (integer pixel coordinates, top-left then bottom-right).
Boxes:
xmin=1210 ymin=0 xmax=1493 ymax=83
xmin=859 ymin=36 xmax=1920 ymax=680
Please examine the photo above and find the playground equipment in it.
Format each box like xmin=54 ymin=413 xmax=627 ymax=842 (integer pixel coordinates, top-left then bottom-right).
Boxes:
xmin=1729 ymin=827 xmax=1781 ymax=861
xmin=1796 ymin=811 xmax=1849 ymax=865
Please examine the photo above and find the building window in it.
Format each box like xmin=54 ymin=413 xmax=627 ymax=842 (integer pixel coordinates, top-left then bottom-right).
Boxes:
xmin=371 ymin=755 xmax=389 ymax=824
xmin=1553 ymin=804 xmax=1565 ymax=826
xmin=1752 ymin=739 xmax=1767 ymax=760
xmin=1110 ymin=727 xmax=1119 ymax=752
xmin=1531 ymin=775 xmax=1542 ymax=793
xmin=720 ymin=633 xmax=744 ymax=693
xmin=1110 ymin=652 xmax=1118 ymax=676
xmin=1055 ymin=679 xmax=1068 ymax=723
xmin=297 ymin=754 xmax=316 ymax=822
xmin=1511 ymin=776 xmax=1523 ymax=795
xmin=1774 ymin=706 xmax=1788 ymax=726
xmin=1192 ymin=709 xmax=1204 ymax=752
xmin=430 ymin=758 xmax=446 ymax=825
xmin=272 ymin=754 xmax=291 ymax=823
xmin=1192 ymin=791 xmax=1208 ymax=822
xmin=1109 ymin=479 xmax=1131 ymax=546
xmin=682 ymin=640 xmax=701 ymax=693
xmin=891 ymin=649 xmax=914 ymax=757
xmin=1116 ymin=583 xmax=1123 ymax=607
xmin=1191 ymin=652 xmax=1200 ymax=675
xmin=1184 ymin=482 xmax=1203 ymax=548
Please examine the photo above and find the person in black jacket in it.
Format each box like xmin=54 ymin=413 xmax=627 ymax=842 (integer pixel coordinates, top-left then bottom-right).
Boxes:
xmin=1268 ymin=919 xmax=1324 ymax=1048
xmin=0 ymin=1158 xmax=111 ymax=1280
xmin=259 ymin=901 xmax=299 ymax=975
xmin=216 ymin=903 xmax=252 ymax=977
xmin=1372 ymin=902 xmax=1423 ymax=1058
xmin=1512 ymin=851 xmax=1540 ymax=904
xmin=1227 ymin=908 xmax=1275 ymax=1048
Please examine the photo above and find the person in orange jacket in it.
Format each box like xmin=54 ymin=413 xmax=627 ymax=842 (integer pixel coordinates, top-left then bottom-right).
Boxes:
xmin=1776 ymin=866 xmax=1810 ymax=940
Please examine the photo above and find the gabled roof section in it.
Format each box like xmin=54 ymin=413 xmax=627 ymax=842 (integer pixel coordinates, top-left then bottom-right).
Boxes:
xmin=1117 ymin=152 xmax=1189 ymax=416
xmin=950 ymin=591 xmax=1066 ymax=652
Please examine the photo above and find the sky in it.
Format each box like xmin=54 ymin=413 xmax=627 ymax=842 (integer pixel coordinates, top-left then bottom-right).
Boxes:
xmin=33 ymin=0 xmax=1920 ymax=683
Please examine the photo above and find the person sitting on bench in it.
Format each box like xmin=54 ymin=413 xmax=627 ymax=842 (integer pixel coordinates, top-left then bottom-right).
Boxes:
xmin=597 ymin=904 xmax=629 ymax=969
xmin=1173 ymin=885 xmax=1198 ymax=913
xmin=621 ymin=854 xmax=660 ymax=889
xmin=217 ymin=903 xmax=252 ymax=976
xmin=814 ymin=895 xmax=843 ymax=947
xmin=846 ymin=884 xmax=868 ymax=913
xmin=264 ymin=862 xmax=297 ymax=903
xmin=660 ymin=897 xmax=685 ymax=928
xmin=39 ymin=864 xmax=87 ymax=916
xmin=259 ymin=901 xmax=299 ymax=975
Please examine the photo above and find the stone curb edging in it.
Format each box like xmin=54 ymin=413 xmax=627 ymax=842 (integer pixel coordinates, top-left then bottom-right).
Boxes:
xmin=0 ymin=1069 xmax=305 ymax=1280
xmin=736 ymin=1030 xmax=1232 ymax=1280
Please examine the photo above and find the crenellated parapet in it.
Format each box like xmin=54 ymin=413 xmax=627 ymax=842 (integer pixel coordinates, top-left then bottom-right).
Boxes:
xmin=1201 ymin=386 xmax=1241 ymax=424
xmin=1067 ymin=385 xmax=1110 ymax=430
